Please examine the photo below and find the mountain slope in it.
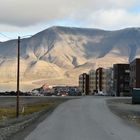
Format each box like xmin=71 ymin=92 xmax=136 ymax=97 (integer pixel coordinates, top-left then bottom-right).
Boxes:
xmin=0 ymin=26 xmax=140 ymax=91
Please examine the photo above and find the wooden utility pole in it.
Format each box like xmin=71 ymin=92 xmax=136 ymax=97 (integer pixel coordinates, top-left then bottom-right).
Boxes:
xmin=16 ymin=36 xmax=20 ymax=118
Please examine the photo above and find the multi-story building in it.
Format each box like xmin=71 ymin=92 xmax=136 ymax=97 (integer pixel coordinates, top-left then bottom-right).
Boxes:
xmin=130 ymin=58 xmax=140 ymax=89
xmin=130 ymin=58 xmax=140 ymax=103
xmin=95 ymin=67 xmax=107 ymax=93
xmin=113 ymin=64 xmax=130 ymax=96
xmin=95 ymin=67 xmax=113 ymax=94
xmin=79 ymin=73 xmax=89 ymax=95
xmin=101 ymin=68 xmax=108 ymax=93
xmin=89 ymin=70 xmax=96 ymax=95
xmin=105 ymin=68 xmax=114 ymax=95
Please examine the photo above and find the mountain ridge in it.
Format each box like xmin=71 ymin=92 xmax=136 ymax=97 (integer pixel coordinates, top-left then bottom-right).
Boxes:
xmin=0 ymin=26 xmax=140 ymax=91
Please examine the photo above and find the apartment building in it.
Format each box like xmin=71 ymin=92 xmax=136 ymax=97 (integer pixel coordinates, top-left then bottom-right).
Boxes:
xmin=79 ymin=73 xmax=89 ymax=95
xmin=95 ymin=67 xmax=113 ymax=94
xmin=89 ymin=70 xmax=96 ymax=95
xmin=113 ymin=64 xmax=130 ymax=96
xmin=95 ymin=67 xmax=108 ymax=93
xmin=130 ymin=58 xmax=140 ymax=103
xmin=130 ymin=58 xmax=140 ymax=89
xmin=105 ymin=68 xmax=114 ymax=95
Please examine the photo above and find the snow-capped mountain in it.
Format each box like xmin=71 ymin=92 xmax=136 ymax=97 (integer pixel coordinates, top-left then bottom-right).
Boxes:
xmin=0 ymin=26 xmax=140 ymax=91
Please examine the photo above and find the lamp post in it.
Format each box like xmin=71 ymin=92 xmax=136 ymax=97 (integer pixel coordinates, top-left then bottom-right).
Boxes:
xmin=16 ymin=36 xmax=20 ymax=118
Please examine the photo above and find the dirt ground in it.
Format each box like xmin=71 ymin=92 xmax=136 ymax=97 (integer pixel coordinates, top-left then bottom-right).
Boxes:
xmin=106 ymin=97 xmax=140 ymax=126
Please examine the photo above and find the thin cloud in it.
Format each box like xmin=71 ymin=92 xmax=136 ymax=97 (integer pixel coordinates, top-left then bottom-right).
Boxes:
xmin=0 ymin=0 xmax=139 ymax=38
xmin=86 ymin=9 xmax=140 ymax=30
xmin=0 ymin=0 xmax=139 ymax=27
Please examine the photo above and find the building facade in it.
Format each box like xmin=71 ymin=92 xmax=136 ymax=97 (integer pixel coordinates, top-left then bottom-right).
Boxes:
xmin=113 ymin=64 xmax=130 ymax=96
xmin=79 ymin=73 xmax=89 ymax=95
xmin=89 ymin=70 xmax=96 ymax=95
xmin=95 ymin=67 xmax=108 ymax=93
xmin=95 ymin=68 xmax=113 ymax=94
xmin=130 ymin=58 xmax=140 ymax=89
xmin=105 ymin=68 xmax=114 ymax=95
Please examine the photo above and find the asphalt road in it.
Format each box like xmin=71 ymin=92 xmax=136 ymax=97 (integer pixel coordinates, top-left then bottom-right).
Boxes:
xmin=25 ymin=96 xmax=140 ymax=140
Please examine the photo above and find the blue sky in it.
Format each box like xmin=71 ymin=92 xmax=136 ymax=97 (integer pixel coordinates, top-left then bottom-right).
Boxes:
xmin=128 ymin=5 xmax=140 ymax=13
xmin=0 ymin=0 xmax=140 ymax=41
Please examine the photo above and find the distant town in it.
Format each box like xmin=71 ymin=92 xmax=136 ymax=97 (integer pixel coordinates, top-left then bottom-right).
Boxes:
xmin=1 ymin=58 xmax=140 ymax=104
xmin=79 ymin=58 xmax=140 ymax=104
xmin=30 ymin=57 xmax=140 ymax=104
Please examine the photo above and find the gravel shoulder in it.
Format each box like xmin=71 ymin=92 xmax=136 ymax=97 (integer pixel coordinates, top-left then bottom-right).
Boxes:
xmin=1 ymin=97 xmax=140 ymax=140
xmin=9 ymin=107 xmax=55 ymax=140
xmin=0 ymin=97 xmax=71 ymax=140
xmin=106 ymin=97 xmax=140 ymax=127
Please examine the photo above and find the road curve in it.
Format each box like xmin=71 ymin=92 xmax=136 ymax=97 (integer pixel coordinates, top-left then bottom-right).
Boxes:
xmin=25 ymin=97 xmax=140 ymax=140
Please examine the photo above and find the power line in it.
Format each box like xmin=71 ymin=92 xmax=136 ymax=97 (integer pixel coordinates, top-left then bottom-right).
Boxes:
xmin=0 ymin=33 xmax=33 ymax=41
xmin=0 ymin=32 xmax=12 ymax=40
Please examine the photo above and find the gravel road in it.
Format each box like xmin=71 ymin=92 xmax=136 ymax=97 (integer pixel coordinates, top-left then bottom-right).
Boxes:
xmin=24 ymin=96 xmax=140 ymax=140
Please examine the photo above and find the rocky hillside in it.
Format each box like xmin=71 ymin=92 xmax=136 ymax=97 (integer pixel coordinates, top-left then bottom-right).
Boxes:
xmin=0 ymin=26 xmax=140 ymax=91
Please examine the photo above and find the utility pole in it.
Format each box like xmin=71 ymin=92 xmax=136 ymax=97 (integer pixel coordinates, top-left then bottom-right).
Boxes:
xmin=16 ymin=36 xmax=20 ymax=118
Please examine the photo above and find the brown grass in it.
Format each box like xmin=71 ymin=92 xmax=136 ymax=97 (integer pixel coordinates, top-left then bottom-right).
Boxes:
xmin=0 ymin=100 xmax=62 ymax=120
